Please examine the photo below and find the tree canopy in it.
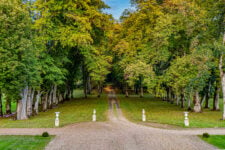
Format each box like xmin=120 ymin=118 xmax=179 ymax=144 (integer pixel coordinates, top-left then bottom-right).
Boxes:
xmin=0 ymin=0 xmax=224 ymax=119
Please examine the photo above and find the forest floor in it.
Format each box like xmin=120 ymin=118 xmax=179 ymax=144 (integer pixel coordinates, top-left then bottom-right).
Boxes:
xmin=1 ymin=89 xmax=225 ymax=149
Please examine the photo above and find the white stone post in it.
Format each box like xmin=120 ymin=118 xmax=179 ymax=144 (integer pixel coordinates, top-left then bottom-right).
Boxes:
xmin=92 ymin=109 xmax=96 ymax=122
xmin=184 ymin=112 xmax=189 ymax=127
xmin=142 ymin=109 xmax=146 ymax=122
xmin=55 ymin=112 xmax=60 ymax=127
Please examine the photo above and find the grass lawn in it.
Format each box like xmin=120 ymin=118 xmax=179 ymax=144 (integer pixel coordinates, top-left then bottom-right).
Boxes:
xmin=0 ymin=90 xmax=108 ymax=128
xmin=0 ymin=135 xmax=53 ymax=150
xmin=201 ymin=135 xmax=225 ymax=149
xmin=119 ymin=94 xmax=225 ymax=128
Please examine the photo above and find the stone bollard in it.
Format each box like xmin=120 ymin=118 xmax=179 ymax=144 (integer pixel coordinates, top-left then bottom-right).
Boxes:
xmin=142 ymin=109 xmax=146 ymax=122
xmin=55 ymin=112 xmax=60 ymax=127
xmin=184 ymin=112 xmax=189 ymax=127
xmin=92 ymin=109 xmax=96 ymax=122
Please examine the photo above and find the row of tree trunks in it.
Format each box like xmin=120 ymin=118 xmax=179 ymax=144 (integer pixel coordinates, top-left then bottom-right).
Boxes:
xmin=16 ymin=84 xmax=70 ymax=120
xmin=164 ymin=90 xmax=202 ymax=112
xmin=163 ymin=73 xmax=224 ymax=112
xmin=124 ymin=83 xmax=144 ymax=98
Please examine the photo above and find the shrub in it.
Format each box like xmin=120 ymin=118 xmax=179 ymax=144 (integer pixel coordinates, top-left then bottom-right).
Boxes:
xmin=202 ymin=133 xmax=210 ymax=138
xmin=42 ymin=132 xmax=49 ymax=137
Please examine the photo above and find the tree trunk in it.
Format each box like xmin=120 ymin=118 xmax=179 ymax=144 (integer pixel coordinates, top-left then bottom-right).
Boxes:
xmin=220 ymin=57 xmax=225 ymax=119
xmin=97 ymin=82 xmax=101 ymax=98
xmin=200 ymin=95 xmax=206 ymax=107
xmin=52 ymin=84 xmax=57 ymax=105
xmin=64 ymin=86 xmax=70 ymax=101
xmin=204 ymin=94 xmax=210 ymax=109
xmin=220 ymin=33 xmax=225 ymax=119
xmin=135 ymin=85 xmax=138 ymax=95
xmin=42 ymin=93 xmax=48 ymax=112
xmin=213 ymin=85 xmax=220 ymax=111
xmin=5 ymin=97 xmax=11 ymax=114
xmin=58 ymin=92 xmax=63 ymax=103
xmin=180 ymin=93 xmax=184 ymax=108
xmin=139 ymin=76 xmax=144 ymax=98
xmin=27 ymin=87 xmax=34 ymax=117
xmin=140 ymin=86 xmax=144 ymax=98
xmin=0 ymin=92 xmax=3 ymax=116
xmin=84 ymin=80 xmax=87 ymax=98
xmin=34 ymin=91 xmax=41 ymax=115
xmin=193 ymin=91 xmax=201 ymax=112
xmin=69 ymin=90 xmax=72 ymax=99
xmin=48 ymin=87 xmax=53 ymax=109
xmin=166 ymin=88 xmax=169 ymax=101
xmin=204 ymin=82 xmax=211 ymax=108
xmin=26 ymin=88 xmax=31 ymax=116
xmin=16 ymin=100 xmax=22 ymax=120
xmin=17 ymin=86 xmax=28 ymax=120
xmin=167 ymin=88 xmax=172 ymax=102
xmin=125 ymin=83 xmax=129 ymax=97
xmin=87 ymin=76 xmax=92 ymax=94
xmin=176 ymin=94 xmax=180 ymax=106
xmin=187 ymin=97 xmax=192 ymax=111
xmin=55 ymin=91 xmax=59 ymax=105
xmin=170 ymin=92 xmax=174 ymax=104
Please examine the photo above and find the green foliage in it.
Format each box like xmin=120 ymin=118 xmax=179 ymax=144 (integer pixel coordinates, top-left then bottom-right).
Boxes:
xmin=110 ymin=0 xmax=225 ymax=108
xmin=0 ymin=0 xmax=40 ymax=100
xmin=202 ymin=133 xmax=210 ymax=138
xmin=42 ymin=132 xmax=49 ymax=137
xmin=34 ymin=0 xmax=112 ymax=89
xmin=124 ymin=60 xmax=155 ymax=89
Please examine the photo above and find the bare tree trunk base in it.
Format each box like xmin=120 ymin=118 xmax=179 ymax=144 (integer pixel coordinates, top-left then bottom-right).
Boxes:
xmin=193 ymin=105 xmax=202 ymax=113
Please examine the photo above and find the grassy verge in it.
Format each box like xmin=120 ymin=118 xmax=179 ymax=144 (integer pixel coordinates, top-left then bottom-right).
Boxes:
xmin=0 ymin=135 xmax=54 ymax=150
xmin=0 ymin=90 xmax=108 ymax=128
xmin=119 ymin=94 xmax=225 ymax=128
xmin=201 ymin=135 xmax=225 ymax=149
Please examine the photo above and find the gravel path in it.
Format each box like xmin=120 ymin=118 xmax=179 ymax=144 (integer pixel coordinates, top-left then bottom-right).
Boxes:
xmin=0 ymin=91 xmax=225 ymax=150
